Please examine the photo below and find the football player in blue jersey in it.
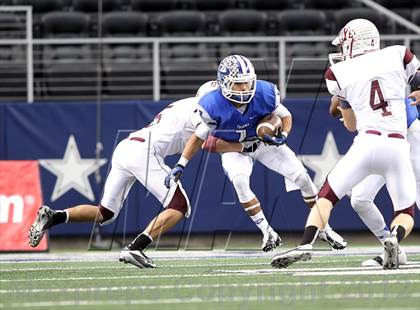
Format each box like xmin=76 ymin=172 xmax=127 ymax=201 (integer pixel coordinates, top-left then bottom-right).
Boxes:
xmin=165 ymin=55 xmax=347 ymax=251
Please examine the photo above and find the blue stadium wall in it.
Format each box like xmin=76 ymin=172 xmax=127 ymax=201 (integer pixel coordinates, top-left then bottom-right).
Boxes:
xmin=1 ymin=98 xmax=419 ymax=236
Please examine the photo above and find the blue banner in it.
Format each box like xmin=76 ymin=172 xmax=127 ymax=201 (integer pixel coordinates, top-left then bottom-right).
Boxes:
xmin=0 ymin=99 xmax=418 ymax=236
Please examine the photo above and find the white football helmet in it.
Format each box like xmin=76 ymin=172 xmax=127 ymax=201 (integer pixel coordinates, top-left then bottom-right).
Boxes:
xmin=196 ymin=80 xmax=218 ymax=98
xmin=329 ymin=19 xmax=380 ymax=65
xmin=217 ymin=55 xmax=257 ymax=105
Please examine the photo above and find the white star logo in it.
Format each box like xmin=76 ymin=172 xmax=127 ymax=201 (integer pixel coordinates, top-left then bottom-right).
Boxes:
xmin=39 ymin=135 xmax=107 ymax=202
xmin=299 ymin=131 xmax=344 ymax=189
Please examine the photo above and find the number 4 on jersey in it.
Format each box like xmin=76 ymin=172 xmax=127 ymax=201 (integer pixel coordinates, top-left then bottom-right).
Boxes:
xmin=369 ymin=79 xmax=392 ymax=116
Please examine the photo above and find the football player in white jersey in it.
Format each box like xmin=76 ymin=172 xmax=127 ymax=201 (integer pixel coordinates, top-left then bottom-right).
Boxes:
xmin=165 ymin=56 xmax=347 ymax=251
xmin=330 ymin=96 xmax=420 ymax=267
xmin=28 ymin=83 xmax=244 ymax=268
xmin=271 ymin=19 xmax=419 ymax=270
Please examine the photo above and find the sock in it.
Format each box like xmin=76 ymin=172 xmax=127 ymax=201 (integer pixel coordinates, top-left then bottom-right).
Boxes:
xmin=300 ymin=225 xmax=319 ymax=245
xmin=250 ymin=210 xmax=270 ymax=234
xmin=127 ymin=232 xmax=153 ymax=251
xmin=377 ymin=225 xmax=391 ymax=245
xmin=51 ymin=210 xmax=68 ymax=226
xmin=392 ymin=225 xmax=406 ymax=243
xmin=352 ymin=200 xmax=389 ymax=244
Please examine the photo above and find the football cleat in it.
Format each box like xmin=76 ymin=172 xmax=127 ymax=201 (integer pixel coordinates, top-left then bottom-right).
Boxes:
xmin=318 ymin=225 xmax=347 ymax=250
xmin=262 ymin=229 xmax=282 ymax=252
xmin=271 ymin=244 xmax=313 ymax=269
xmin=382 ymin=236 xmax=399 ymax=270
xmin=28 ymin=205 xmax=55 ymax=247
xmin=119 ymin=247 xmax=156 ymax=269
xmin=362 ymin=247 xmax=407 ymax=267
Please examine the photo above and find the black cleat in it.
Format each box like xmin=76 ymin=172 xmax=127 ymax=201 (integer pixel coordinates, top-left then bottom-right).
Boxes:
xmin=28 ymin=205 xmax=55 ymax=247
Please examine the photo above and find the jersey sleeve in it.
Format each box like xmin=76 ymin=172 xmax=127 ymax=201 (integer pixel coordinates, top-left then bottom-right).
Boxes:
xmin=402 ymin=47 xmax=420 ymax=82
xmin=193 ymin=104 xmax=217 ymax=140
xmin=324 ymin=67 xmax=345 ymax=99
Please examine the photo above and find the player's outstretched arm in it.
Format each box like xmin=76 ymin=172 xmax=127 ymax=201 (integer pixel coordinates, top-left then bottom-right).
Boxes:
xmin=408 ymin=90 xmax=420 ymax=106
xmin=164 ymin=134 xmax=205 ymax=188
xmin=202 ymin=136 xmax=260 ymax=153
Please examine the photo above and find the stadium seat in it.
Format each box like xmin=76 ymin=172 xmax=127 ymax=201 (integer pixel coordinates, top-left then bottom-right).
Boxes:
xmin=219 ymin=9 xmax=267 ymax=35
xmin=102 ymin=12 xmax=152 ymax=98
xmin=131 ymin=0 xmax=177 ymax=11
xmin=157 ymin=10 xmax=206 ymax=35
xmin=41 ymin=12 xmax=96 ymax=98
xmin=0 ymin=13 xmax=23 ymax=39
xmin=43 ymin=45 xmax=97 ymax=98
xmin=42 ymin=12 xmax=90 ymax=37
xmin=102 ymin=11 xmax=148 ymax=36
xmin=73 ymin=0 xmax=120 ymax=12
xmin=0 ymin=45 xmax=26 ymax=99
xmin=334 ymin=8 xmax=392 ymax=34
xmin=276 ymin=10 xmax=327 ymax=35
xmin=154 ymin=11 xmax=215 ymax=98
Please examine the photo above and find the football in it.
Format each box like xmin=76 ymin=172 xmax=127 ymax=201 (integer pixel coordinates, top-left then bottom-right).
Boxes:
xmin=256 ymin=113 xmax=282 ymax=139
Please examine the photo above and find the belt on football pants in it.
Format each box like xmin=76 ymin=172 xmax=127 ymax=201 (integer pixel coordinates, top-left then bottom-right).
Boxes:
xmin=365 ymin=130 xmax=405 ymax=139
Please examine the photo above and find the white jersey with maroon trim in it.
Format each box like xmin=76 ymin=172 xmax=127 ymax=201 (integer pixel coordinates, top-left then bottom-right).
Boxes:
xmin=129 ymin=97 xmax=202 ymax=157
xmin=325 ymin=45 xmax=420 ymax=135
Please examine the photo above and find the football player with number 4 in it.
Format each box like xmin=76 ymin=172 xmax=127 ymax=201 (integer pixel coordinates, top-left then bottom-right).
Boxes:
xmin=330 ymin=96 xmax=420 ymax=267
xmin=271 ymin=19 xmax=420 ymax=270
xmin=165 ymin=55 xmax=346 ymax=252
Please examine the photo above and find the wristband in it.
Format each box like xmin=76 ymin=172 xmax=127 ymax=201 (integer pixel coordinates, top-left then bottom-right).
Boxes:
xmin=177 ymin=156 xmax=189 ymax=167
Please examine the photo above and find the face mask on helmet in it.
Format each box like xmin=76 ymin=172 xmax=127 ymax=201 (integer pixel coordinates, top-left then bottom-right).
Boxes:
xmin=328 ymin=19 xmax=380 ymax=65
xmin=217 ymin=55 xmax=257 ymax=105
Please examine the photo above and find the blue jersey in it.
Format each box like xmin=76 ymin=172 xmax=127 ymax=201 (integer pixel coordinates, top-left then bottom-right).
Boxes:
xmin=198 ymin=80 xmax=278 ymax=142
xmin=406 ymin=98 xmax=419 ymax=128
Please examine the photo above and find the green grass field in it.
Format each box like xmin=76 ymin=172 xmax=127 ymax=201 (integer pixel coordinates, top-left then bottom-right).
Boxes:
xmin=1 ymin=249 xmax=419 ymax=310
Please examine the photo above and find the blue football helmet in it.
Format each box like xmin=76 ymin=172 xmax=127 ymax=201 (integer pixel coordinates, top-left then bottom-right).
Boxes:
xmin=217 ymin=55 xmax=257 ymax=104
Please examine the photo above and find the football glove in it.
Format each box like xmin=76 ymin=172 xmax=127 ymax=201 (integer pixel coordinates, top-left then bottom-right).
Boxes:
xmin=259 ymin=133 xmax=287 ymax=146
xmin=241 ymin=139 xmax=260 ymax=153
xmin=164 ymin=164 xmax=184 ymax=188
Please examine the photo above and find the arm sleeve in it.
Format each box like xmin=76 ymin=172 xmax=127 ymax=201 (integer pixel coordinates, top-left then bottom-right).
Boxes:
xmin=273 ymin=85 xmax=291 ymax=117
xmin=193 ymin=105 xmax=217 ymax=140
xmin=324 ymin=67 xmax=345 ymax=99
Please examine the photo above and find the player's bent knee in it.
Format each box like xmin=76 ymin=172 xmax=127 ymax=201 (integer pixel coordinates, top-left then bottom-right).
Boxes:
xmin=232 ymin=174 xmax=254 ymax=203
xmin=167 ymin=186 xmax=188 ymax=215
xmin=318 ymin=180 xmax=339 ymax=206
xmin=99 ymin=205 xmax=115 ymax=224
xmin=350 ymin=198 xmax=373 ymax=212
xmin=394 ymin=204 xmax=416 ymax=219
xmin=294 ymin=172 xmax=317 ymax=197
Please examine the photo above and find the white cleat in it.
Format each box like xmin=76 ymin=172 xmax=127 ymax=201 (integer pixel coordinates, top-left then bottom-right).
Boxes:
xmin=271 ymin=244 xmax=312 ymax=269
xmin=28 ymin=205 xmax=55 ymax=247
xmin=362 ymin=247 xmax=407 ymax=267
xmin=119 ymin=247 xmax=156 ymax=269
xmin=262 ymin=229 xmax=282 ymax=252
xmin=318 ymin=225 xmax=347 ymax=250
xmin=382 ymin=236 xmax=399 ymax=270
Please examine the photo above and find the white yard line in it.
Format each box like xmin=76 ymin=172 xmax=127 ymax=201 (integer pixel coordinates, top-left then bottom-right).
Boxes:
xmin=2 ymin=265 xmax=420 ymax=282
xmin=2 ymin=258 xmax=406 ymax=272
xmin=0 ymin=247 xmax=419 ymax=263
xmin=294 ymin=269 xmax=420 ymax=276
xmin=1 ymin=293 xmax=419 ymax=308
xmin=1 ymin=279 xmax=419 ymax=294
